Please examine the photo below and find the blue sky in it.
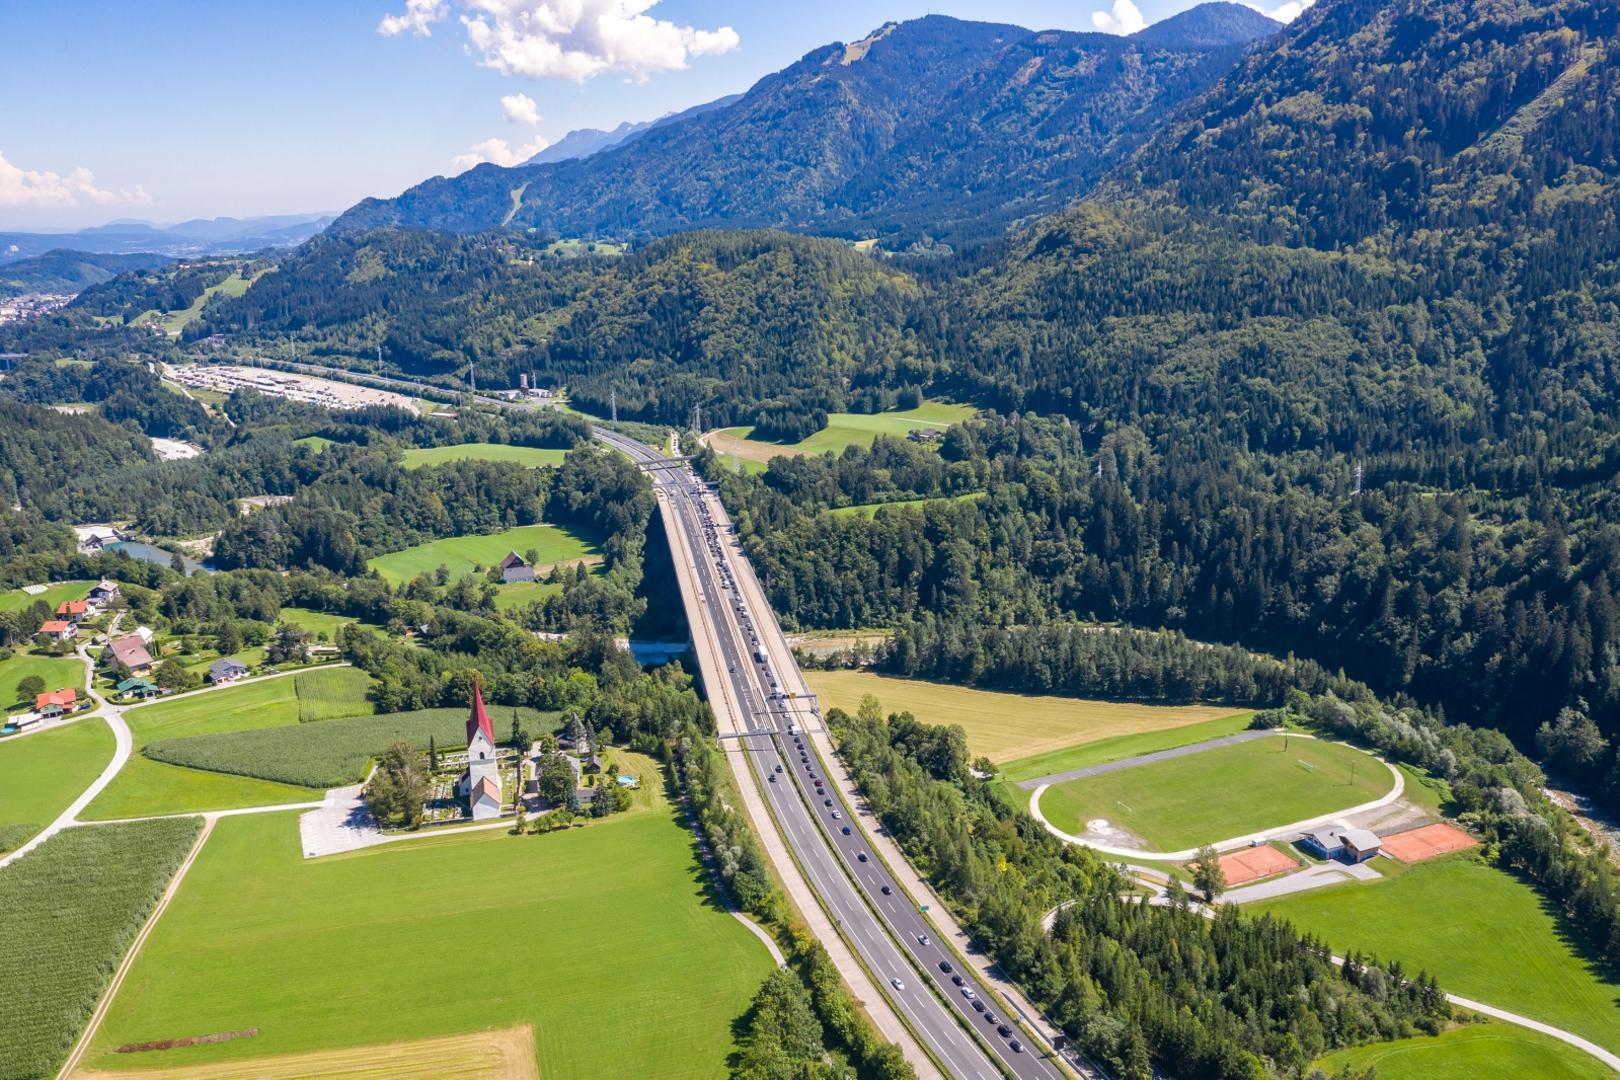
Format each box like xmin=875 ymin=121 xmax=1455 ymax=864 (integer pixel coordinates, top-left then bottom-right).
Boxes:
xmin=0 ymin=0 xmax=1291 ymax=230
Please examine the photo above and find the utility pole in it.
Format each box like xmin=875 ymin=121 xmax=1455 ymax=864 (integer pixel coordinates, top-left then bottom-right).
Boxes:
xmin=692 ymin=401 xmax=702 ymax=433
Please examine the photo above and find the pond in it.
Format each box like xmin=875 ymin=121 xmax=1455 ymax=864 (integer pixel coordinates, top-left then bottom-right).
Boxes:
xmin=107 ymin=541 xmax=215 ymax=575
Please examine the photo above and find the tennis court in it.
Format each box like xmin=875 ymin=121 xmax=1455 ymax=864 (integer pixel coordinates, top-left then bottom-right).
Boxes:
xmin=1216 ymin=845 xmax=1297 ymax=885
xmin=1381 ymin=821 xmax=1477 ymax=863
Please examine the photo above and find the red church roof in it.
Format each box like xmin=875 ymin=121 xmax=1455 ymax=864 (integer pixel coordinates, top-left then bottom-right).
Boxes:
xmin=466 ymin=678 xmax=495 ymax=746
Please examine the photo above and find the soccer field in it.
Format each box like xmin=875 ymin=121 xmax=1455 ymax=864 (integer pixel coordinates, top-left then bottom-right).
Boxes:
xmin=84 ymin=802 xmax=772 ymax=1078
xmin=806 ymin=669 xmax=1242 ymax=762
xmin=1036 ymin=735 xmax=1393 ymax=850
xmin=367 ymin=524 xmax=599 ymax=585
xmin=400 ymin=442 xmax=570 ymax=469
xmin=1255 ymin=855 xmax=1620 ymax=1058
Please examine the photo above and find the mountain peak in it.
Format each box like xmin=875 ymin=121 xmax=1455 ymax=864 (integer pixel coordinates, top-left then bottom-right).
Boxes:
xmin=1133 ymin=2 xmax=1282 ymax=48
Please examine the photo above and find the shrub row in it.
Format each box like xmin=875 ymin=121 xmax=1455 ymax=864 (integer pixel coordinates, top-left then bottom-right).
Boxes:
xmin=0 ymin=818 xmax=202 ymax=1080
xmin=144 ymin=706 xmax=560 ymax=789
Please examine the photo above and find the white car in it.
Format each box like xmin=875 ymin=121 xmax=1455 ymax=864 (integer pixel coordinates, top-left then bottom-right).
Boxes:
xmin=891 ymin=977 xmax=905 ymax=991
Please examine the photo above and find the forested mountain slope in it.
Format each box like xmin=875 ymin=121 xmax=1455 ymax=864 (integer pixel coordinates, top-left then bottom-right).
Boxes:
xmin=332 ymin=10 xmax=1275 ymax=245
xmin=0 ymin=250 xmax=171 ymax=299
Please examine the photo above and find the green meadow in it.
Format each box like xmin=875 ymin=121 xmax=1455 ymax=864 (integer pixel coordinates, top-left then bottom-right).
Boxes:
xmin=400 ymin=442 xmax=570 ymax=469
xmin=1316 ymin=1023 xmax=1615 ymax=1079
xmin=367 ymin=523 xmax=599 ymax=585
xmin=710 ymin=401 xmax=974 ymax=464
xmin=86 ymin=798 xmax=772 ymax=1077
xmin=0 ymin=719 xmax=115 ymax=850
xmin=0 ymin=580 xmax=90 ymax=614
xmin=1256 ymin=855 xmax=1620 ymax=1057
xmin=1 ymin=653 xmax=86 ymax=713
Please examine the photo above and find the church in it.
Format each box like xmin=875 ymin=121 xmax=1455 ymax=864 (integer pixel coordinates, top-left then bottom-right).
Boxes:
xmin=454 ymin=679 xmax=503 ymax=820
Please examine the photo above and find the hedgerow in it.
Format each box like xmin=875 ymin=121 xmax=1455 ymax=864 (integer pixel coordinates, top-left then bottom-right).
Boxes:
xmin=143 ymin=706 xmax=560 ymax=788
xmin=0 ymin=817 xmax=201 ymax=1080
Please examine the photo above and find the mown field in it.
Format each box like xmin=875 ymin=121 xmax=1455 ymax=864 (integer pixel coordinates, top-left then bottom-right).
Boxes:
xmin=805 ymin=669 xmax=1244 ymax=763
xmin=276 ymin=606 xmax=366 ymax=641
xmin=709 ymin=402 xmax=974 ymax=465
xmin=1036 ymin=735 xmax=1393 ymax=850
xmin=0 ymin=580 xmax=90 ymax=614
xmin=1 ymin=652 xmax=85 ymax=713
xmin=0 ymin=719 xmax=115 ymax=851
xmin=143 ymin=706 xmax=561 ymax=789
xmin=400 ymin=442 xmax=570 ymax=469
xmin=1255 ymin=854 xmax=1620 ymax=1058
xmin=493 ymin=578 xmax=566 ymax=612
xmin=84 ymin=802 xmax=771 ymax=1078
xmin=0 ymin=817 xmax=202 ymax=1080
xmin=1315 ymin=1022 xmax=1615 ymax=1079
xmin=998 ymin=712 xmax=1258 ymax=785
xmin=367 ymin=524 xmax=599 ymax=585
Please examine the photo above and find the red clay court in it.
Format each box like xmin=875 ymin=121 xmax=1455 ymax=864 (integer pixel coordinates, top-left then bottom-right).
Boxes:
xmin=1217 ymin=845 xmax=1297 ymax=885
xmin=1381 ymin=821 xmax=1477 ymax=863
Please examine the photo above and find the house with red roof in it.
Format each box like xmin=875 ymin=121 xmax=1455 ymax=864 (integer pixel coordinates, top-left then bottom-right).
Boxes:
xmin=454 ymin=678 xmax=503 ymax=820
xmin=56 ymin=599 xmax=90 ymax=621
xmin=38 ymin=619 xmax=77 ymax=642
xmin=34 ymin=688 xmax=77 ymax=718
xmin=105 ymin=633 xmax=155 ymax=677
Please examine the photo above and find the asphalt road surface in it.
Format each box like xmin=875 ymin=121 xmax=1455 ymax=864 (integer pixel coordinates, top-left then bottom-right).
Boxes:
xmin=595 ymin=428 xmax=1069 ymax=1080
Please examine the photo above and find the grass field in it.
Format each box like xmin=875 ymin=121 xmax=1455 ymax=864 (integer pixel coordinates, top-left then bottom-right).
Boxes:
xmin=367 ymin=524 xmax=599 ymax=586
xmin=1037 ymin=735 xmax=1393 ymax=850
xmin=0 ymin=579 xmax=90 ymax=613
xmin=79 ymin=669 xmax=372 ymax=820
xmin=806 ymin=669 xmax=1244 ymax=763
xmin=1315 ymin=1023 xmax=1615 ymax=1079
xmin=709 ymin=402 xmax=975 ymax=465
xmin=1255 ymin=854 xmax=1620 ymax=1056
xmin=0 ymin=719 xmax=115 ymax=849
xmin=293 ymin=435 xmax=335 ymax=451
xmin=824 ymin=491 xmax=986 ymax=519
xmin=1 ymin=652 xmax=85 ymax=712
xmin=999 ymin=712 xmax=1258 ymax=785
xmin=401 ymin=443 xmax=570 ymax=469
xmin=159 ymin=270 xmax=256 ymax=335
xmin=494 ymin=578 xmax=566 ymax=611
xmin=84 ymin=799 xmax=772 ymax=1077
xmin=276 ymin=606 xmax=365 ymax=641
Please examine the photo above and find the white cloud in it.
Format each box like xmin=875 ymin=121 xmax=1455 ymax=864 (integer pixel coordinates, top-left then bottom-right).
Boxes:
xmin=1246 ymin=0 xmax=1316 ymax=21
xmin=1091 ymin=0 xmax=1147 ymax=35
xmin=451 ymin=134 xmax=552 ymax=172
xmin=378 ymin=0 xmax=445 ymax=36
xmin=501 ymin=92 xmax=542 ymax=126
xmin=379 ymin=0 xmax=739 ymax=82
xmin=0 ymin=150 xmax=150 ymax=210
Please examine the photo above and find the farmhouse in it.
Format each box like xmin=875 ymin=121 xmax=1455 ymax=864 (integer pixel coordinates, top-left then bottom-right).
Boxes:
xmin=38 ymin=619 xmax=77 ymax=641
xmin=34 ymin=688 xmax=77 ymax=718
xmin=207 ymin=658 xmax=250 ymax=684
xmin=454 ymin=679 xmax=503 ymax=820
xmin=499 ymin=550 xmax=535 ymax=583
xmin=106 ymin=633 xmax=155 ymax=677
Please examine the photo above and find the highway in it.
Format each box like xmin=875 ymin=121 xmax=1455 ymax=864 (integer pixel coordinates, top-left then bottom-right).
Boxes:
xmin=595 ymin=427 xmax=1068 ymax=1080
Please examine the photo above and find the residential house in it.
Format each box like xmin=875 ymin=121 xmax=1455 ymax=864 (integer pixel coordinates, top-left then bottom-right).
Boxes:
xmin=133 ymin=625 xmax=156 ymax=644
xmin=207 ymin=658 xmax=250 ymax=684
xmin=56 ymin=599 xmax=90 ymax=621
xmin=38 ymin=619 xmax=77 ymax=642
xmin=454 ymin=679 xmax=503 ymax=821
xmin=88 ymin=580 xmax=121 ymax=606
xmin=499 ymin=551 xmax=534 ymax=584
xmin=34 ymin=688 xmax=77 ymax=718
xmin=106 ymin=633 xmax=155 ymax=678
xmin=115 ymin=677 xmax=162 ymax=700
